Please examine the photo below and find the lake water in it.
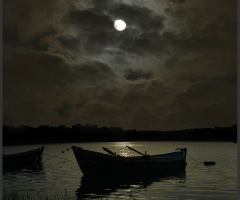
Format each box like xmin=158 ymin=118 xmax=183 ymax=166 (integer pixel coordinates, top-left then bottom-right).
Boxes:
xmin=2 ymin=142 xmax=237 ymax=200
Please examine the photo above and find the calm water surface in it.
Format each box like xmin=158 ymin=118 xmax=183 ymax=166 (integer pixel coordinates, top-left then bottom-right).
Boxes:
xmin=3 ymin=142 xmax=237 ymax=200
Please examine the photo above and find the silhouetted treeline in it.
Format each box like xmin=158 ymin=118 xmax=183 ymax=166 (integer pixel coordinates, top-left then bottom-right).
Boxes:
xmin=2 ymin=124 xmax=237 ymax=145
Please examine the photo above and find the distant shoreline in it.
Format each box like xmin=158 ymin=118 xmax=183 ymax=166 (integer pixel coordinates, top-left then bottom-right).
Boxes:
xmin=3 ymin=124 xmax=237 ymax=146
xmin=3 ymin=140 xmax=237 ymax=146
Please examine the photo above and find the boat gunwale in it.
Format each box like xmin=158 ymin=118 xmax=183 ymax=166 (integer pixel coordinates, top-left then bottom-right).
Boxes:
xmin=3 ymin=149 xmax=41 ymax=158
xmin=72 ymin=146 xmax=187 ymax=163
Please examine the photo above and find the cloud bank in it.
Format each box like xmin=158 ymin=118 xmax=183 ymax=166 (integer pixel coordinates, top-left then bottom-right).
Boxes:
xmin=3 ymin=0 xmax=236 ymax=130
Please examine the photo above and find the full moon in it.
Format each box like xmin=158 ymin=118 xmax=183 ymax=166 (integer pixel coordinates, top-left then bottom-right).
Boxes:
xmin=114 ymin=20 xmax=126 ymax=31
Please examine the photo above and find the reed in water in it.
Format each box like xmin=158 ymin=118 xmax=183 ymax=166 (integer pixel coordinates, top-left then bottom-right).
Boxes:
xmin=3 ymin=190 xmax=74 ymax=200
xmin=3 ymin=191 xmax=123 ymax=200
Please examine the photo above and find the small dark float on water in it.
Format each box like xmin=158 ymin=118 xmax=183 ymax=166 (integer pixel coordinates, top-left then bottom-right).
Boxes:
xmin=203 ymin=161 xmax=216 ymax=166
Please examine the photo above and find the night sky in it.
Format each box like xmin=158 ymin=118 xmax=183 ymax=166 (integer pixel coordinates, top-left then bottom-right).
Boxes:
xmin=3 ymin=0 xmax=237 ymax=130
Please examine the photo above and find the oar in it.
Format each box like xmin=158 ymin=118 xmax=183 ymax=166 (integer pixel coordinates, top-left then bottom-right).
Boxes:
xmin=126 ymin=146 xmax=146 ymax=156
xmin=102 ymin=147 xmax=116 ymax=155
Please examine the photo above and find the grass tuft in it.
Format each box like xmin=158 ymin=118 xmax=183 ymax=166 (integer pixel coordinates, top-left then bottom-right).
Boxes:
xmin=3 ymin=190 xmax=122 ymax=200
xmin=3 ymin=190 xmax=75 ymax=200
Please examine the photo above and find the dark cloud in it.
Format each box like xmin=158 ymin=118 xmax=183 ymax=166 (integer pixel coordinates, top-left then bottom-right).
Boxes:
xmin=55 ymin=103 xmax=72 ymax=118
xmin=120 ymin=31 xmax=169 ymax=56
xmin=74 ymin=61 xmax=117 ymax=85
xmin=3 ymin=23 xmax=20 ymax=46
xmin=3 ymin=51 xmax=72 ymax=90
xmin=60 ymin=8 xmax=116 ymax=56
xmin=56 ymin=35 xmax=81 ymax=52
xmin=63 ymin=9 xmax=113 ymax=32
xmin=84 ymin=32 xmax=115 ymax=54
xmin=163 ymin=80 xmax=237 ymax=129
xmin=169 ymin=0 xmax=186 ymax=3
xmin=175 ymin=80 xmax=236 ymax=106
xmin=124 ymin=69 xmax=152 ymax=81
xmin=90 ymin=0 xmax=112 ymax=9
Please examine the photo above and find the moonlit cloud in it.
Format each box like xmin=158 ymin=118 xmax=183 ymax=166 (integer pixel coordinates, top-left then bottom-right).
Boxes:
xmin=3 ymin=0 xmax=236 ymax=130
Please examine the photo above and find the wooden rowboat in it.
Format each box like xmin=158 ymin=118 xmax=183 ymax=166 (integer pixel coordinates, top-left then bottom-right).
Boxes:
xmin=72 ymin=146 xmax=187 ymax=175
xmin=3 ymin=146 xmax=44 ymax=168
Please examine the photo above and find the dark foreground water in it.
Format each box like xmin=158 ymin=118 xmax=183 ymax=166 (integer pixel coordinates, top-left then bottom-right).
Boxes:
xmin=3 ymin=142 xmax=237 ymax=200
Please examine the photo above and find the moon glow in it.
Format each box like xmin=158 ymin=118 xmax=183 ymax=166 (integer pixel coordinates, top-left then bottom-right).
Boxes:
xmin=114 ymin=20 xmax=126 ymax=31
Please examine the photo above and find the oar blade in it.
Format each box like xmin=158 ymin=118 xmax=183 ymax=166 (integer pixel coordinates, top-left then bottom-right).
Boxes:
xmin=102 ymin=147 xmax=116 ymax=155
xmin=126 ymin=146 xmax=145 ymax=156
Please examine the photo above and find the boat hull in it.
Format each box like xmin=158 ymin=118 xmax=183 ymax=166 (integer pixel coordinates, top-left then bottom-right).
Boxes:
xmin=3 ymin=146 xmax=44 ymax=168
xmin=72 ymin=146 xmax=187 ymax=175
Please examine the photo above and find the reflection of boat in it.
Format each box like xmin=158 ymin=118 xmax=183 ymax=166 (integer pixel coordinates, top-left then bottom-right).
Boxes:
xmin=3 ymin=162 xmax=44 ymax=174
xmin=72 ymin=146 xmax=187 ymax=175
xmin=3 ymin=146 xmax=44 ymax=169
xmin=76 ymin=171 xmax=186 ymax=199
